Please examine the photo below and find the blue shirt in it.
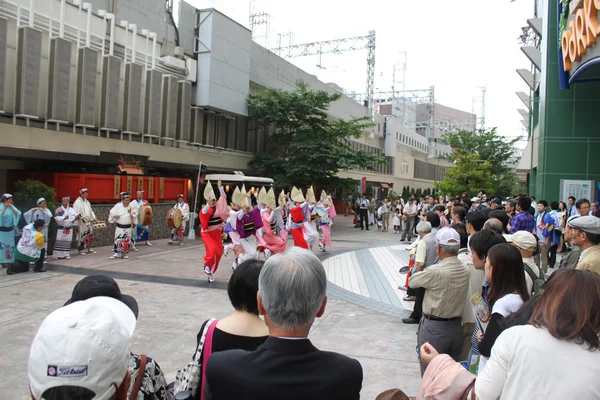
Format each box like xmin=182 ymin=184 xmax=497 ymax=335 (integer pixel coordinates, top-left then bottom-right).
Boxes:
xmin=509 ymin=211 xmax=536 ymax=234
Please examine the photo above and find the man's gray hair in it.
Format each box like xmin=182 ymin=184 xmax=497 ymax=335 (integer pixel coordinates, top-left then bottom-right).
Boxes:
xmin=258 ymin=247 xmax=327 ymax=330
xmin=484 ymin=218 xmax=504 ymax=235
xmin=439 ymin=243 xmax=460 ymax=255
xmin=416 ymin=221 xmax=432 ymax=234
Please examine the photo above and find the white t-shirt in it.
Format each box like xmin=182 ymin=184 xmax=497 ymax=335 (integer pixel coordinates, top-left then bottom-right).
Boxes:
xmin=476 ymin=325 xmax=600 ymax=400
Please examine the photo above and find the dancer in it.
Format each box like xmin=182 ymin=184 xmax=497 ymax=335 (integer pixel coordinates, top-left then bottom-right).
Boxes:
xmin=24 ymin=198 xmax=53 ymax=265
xmin=274 ymin=190 xmax=290 ymax=243
xmin=108 ymin=192 xmax=137 ymax=259
xmin=199 ymin=180 xmax=229 ymax=283
xmin=0 ymin=194 xmax=21 ymax=271
xmin=73 ymin=188 xmax=99 ymax=255
xmin=316 ymin=191 xmax=336 ymax=252
xmin=259 ymin=188 xmax=287 ymax=257
xmin=168 ymin=194 xmax=190 ymax=245
xmin=223 ymin=187 xmax=245 ymax=270
xmin=235 ymin=186 xmax=263 ymax=263
xmin=53 ymin=196 xmax=77 ymax=260
xmin=131 ymin=190 xmax=152 ymax=248
xmin=15 ymin=219 xmax=46 ymax=273
xmin=303 ymin=186 xmax=320 ymax=250
xmin=288 ymin=187 xmax=309 ymax=249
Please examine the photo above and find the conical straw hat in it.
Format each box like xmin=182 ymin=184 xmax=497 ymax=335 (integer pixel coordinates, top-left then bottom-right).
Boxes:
xmin=232 ymin=186 xmax=241 ymax=207
xmin=291 ymin=186 xmax=305 ymax=203
xmin=204 ymin=180 xmax=216 ymax=201
xmin=266 ymin=188 xmax=277 ymax=209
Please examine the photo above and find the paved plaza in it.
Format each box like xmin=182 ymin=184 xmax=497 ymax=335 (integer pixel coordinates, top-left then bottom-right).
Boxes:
xmin=0 ymin=217 xmax=423 ymax=399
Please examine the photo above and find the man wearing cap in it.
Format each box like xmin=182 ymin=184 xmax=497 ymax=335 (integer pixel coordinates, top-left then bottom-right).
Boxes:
xmin=408 ymin=227 xmax=470 ymax=375
xmin=168 ymin=194 xmax=190 ymax=246
xmin=53 ymin=196 xmax=77 ymax=260
xmin=73 ymin=188 xmax=99 ymax=256
xmin=108 ymin=193 xmax=138 ymax=259
xmin=506 ymin=231 xmax=543 ymax=294
xmin=560 ymin=216 xmax=582 ymax=269
xmin=131 ymin=190 xmax=152 ymax=248
xmin=28 ymin=297 xmax=136 ymax=400
xmin=568 ymin=215 xmax=600 ymax=274
xmin=0 ymin=193 xmax=21 ymax=269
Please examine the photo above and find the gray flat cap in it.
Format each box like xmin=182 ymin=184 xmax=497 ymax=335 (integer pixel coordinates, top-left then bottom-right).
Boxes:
xmin=568 ymin=215 xmax=600 ymax=235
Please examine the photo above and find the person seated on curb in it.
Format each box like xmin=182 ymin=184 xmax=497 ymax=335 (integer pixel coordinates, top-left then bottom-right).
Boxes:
xmin=204 ymin=247 xmax=363 ymax=400
xmin=408 ymin=228 xmax=470 ymax=375
xmin=12 ymin=219 xmax=46 ymax=275
xmin=64 ymin=275 xmax=170 ymax=400
xmin=28 ymin=297 xmax=136 ymax=400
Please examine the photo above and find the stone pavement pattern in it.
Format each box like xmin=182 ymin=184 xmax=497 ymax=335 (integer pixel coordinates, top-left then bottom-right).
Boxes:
xmin=0 ymin=217 xmax=423 ymax=399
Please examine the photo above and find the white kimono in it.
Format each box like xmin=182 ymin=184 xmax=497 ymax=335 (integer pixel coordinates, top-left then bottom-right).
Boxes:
xmin=53 ymin=206 xmax=77 ymax=258
xmin=108 ymin=202 xmax=137 ymax=254
xmin=73 ymin=197 xmax=96 ymax=250
xmin=23 ymin=207 xmax=53 ymax=252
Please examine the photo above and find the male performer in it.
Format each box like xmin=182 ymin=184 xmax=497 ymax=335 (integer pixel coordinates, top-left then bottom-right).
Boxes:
xmin=260 ymin=188 xmax=287 ymax=257
xmin=316 ymin=191 xmax=336 ymax=252
xmin=53 ymin=196 xmax=77 ymax=260
xmin=168 ymin=194 xmax=190 ymax=246
xmin=288 ymin=187 xmax=309 ymax=249
xmin=24 ymin=198 xmax=53 ymax=264
xmin=236 ymin=186 xmax=263 ymax=263
xmin=108 ymin=192 xmax=137 ymax=259
xmin=200 ymin=180 xmax=229 ymax=283
xmin=131 ymin=190 xmax=152 ymax=248
xmin=15 ymin=219 xmax=46 ymax=273
xmin=73 ymin=188 xmax=99 ymax=256
xmin=0 ymin=194 xmax=21 ymax=269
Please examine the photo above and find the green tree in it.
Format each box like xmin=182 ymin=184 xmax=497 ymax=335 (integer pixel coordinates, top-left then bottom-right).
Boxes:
xmin=247 ymin=82 xmax=385 ymax=190
xmin=436 ymin=128 xmax=521 ymax=197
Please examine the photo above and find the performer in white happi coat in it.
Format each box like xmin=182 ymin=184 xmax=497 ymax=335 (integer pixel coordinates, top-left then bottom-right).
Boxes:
xmin=53 ymin=196 xmax=77 ymax=260
xmin=168 ymin=194 xmax=190 ymax=245
xmin=302 ymin=186 xmax=320 ymax=251
xmin=108 ymin=192 xmax=137 ymax=259
xmin=131 ymin=190 xmax=152 ymax=249
xmin=73 ymin=188 xmax=99 ymax=255
xmin=24 ymin=198 xmax=53 ymax=264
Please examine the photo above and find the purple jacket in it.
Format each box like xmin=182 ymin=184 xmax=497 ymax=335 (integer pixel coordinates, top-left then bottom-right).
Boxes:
xmin=237 ymin=208 xmax=263 ymax=239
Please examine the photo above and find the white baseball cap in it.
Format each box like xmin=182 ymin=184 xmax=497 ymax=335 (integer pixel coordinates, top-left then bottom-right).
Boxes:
xmin=435 ymin=227 xmax=461 ymax=245
xmin=28 ymin=297 xmax=136 ymax=400
xmin=505 ymin=231 xmax=538 ymax=252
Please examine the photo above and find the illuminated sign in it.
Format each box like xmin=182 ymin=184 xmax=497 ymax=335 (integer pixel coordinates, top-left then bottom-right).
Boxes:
xmin=561 ymin=0 xmax=600 ymax=71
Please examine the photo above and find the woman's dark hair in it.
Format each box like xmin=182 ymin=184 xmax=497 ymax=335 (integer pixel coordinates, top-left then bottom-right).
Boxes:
xmin=530 ymin=269 xmax=600 ymax=350
xmin=425 ymin=212 xmax=440 ymax=228
xmin=41 ymin=387 xmax=95 ymax=400
xmin=489 ymin=210 xmax=509 ymax=232
xmin=227 ymin=259 xmax=264 ymax=315
xmin=461 ymin=197 xmax=472 ymax=210
xmin=451 ymin=223 xmax=468 ymax=249
xmin=452 ymin=206 xmax=467 ymax=222
xmin=486 ymin=244 xmax=531 ymax=311
xmin=559 ymin=201 xmax=567 ymax=211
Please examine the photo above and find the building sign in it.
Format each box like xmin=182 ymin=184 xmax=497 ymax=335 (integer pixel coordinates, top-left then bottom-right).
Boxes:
xmin=561 ymin=0 xmax=600 ymax=72
xmin=560 ymin=179 xmax=594 ymax=203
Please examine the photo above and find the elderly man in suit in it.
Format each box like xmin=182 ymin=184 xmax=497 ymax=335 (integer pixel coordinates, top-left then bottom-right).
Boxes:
xmin=204 ymin=247 xmax=363 ymax=400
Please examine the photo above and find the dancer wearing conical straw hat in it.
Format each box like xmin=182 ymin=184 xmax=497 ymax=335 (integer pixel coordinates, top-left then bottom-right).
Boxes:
xmin=234 ymin=186 xmax=264 ymax=263
xmin=223 ymin=186 xmax=245 ymax=270
xmin=316 ymin=190 xmax=336 ymax=252
xmin=302 ymin=185 xmax=320 ymax=251
xmin=287 ymin=187 xmax=309 ymax=249
xmin=199 ymin=180 xmax=229 ymax=283
xmin=257 ymin=187 xmax=287 ymax=257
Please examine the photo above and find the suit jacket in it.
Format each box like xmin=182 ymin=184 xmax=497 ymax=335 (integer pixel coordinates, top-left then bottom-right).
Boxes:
xmin=204 ymin=336 xmax=363 ymax=400
xmin=576 ymin=245 xmax=600 ymax=275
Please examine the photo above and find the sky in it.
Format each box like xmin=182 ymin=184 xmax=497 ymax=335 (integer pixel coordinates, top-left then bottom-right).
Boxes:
xmin=182 ymin=0 xmax=535 ymax=146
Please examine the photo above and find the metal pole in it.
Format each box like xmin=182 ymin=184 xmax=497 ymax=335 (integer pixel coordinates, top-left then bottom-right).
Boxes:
xmin=59 ymin=0 xmax=65 ymax=38
xmin=29 ymin=0 xmax=34 ymax=27
xmin=188 ymin=161 xmax=203 ymax=240
xmin=85 ymin=3 xmax=92 ymax=47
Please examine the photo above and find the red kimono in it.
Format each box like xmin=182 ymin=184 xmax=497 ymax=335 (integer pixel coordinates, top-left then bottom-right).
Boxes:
xmin=200 ymin=196 xmax=229 ymax=273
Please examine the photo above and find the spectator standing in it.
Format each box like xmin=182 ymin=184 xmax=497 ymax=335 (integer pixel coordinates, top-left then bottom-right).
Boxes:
xmin=506 ymin=231 xmax=543 ymax=295
xmin=28 ymin=297 xmax=136 ymax=400
xmin=558 ymin=201 xmax=568 ymax=252
xmin=505 ymin=199 xmax=517 ymax=220
xmin=476 ymin=244 xmax=530 ymax=373
xmin=591 ymin=201 xmax=598 ymax=215
xmin=451 ymin=206 xmax=467 ymax=225
xmin=568 ymin=216 xmax=600 ymax=274
xmin=508 ymin=196 xmax=535 ymax=233
xmin=560 ymin=216 xmax=582 ymax=269
xmin=345 ymin=194 xmax=353 ymax=217
xmin=566 ymin=196 xmax=576 ymax=218
xmin=392 ymin=208 xmax=402 ymax=234
xmin=401 ymin=198 xmax=418 ymax=242
xmin=546 ymin=201 xmax=562 ymax=269
xmin=409 ymin=228 xmax=470 ymax=375
xmin=534 ymin=200 xmax=553 ymax=273
xmin=357 ymin=194 xmax=370 ymax=231
xmin=573 ymin=198 xmax=591 ymax=217
xmin=380 ymin=197 xmax=391 ymax=232
xmin=204 ymin=248 xmax=363 ymax=400
xmin=433 ymin=205 xmax=450 ymax=228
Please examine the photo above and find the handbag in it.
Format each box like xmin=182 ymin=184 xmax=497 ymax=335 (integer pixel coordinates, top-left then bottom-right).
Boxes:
xmin=173 ymin=318 xmax=217 ymax=397
xmin=200 ymin=319 xmax=218 ymax=400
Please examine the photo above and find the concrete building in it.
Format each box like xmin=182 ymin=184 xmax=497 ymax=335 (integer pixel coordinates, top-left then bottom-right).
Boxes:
xmin=0 ymin=0 xmax=450 ymax=197
xmin=518 ymin=0 xmax=600 ymax=202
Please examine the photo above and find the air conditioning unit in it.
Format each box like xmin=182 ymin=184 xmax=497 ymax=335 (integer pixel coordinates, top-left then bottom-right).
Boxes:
xmin=100 ymin=55 xmax=122 ymax=130
xmin=144 ymin=69 xmax=162 ymax=138
xmin=76 ymin=47 xmax=98 ymax=126
xmin=0 ymin=17 xmax=8 ymax=113
xmin=176 ymin=80 xmax=192 ymax=143
xmin=161 ymin=75 xmax=178 ymax=142
xmin=47 ymin=37 xmax=72 ymax=122
xmin=15 ymin=26 xmax=43 ymax=117
xmin=123 ymin=63 xmax=143 ymax=134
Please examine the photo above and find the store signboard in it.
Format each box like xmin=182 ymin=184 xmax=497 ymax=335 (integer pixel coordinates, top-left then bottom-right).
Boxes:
xmin=559 ymin=179 xmax=594 ymax=203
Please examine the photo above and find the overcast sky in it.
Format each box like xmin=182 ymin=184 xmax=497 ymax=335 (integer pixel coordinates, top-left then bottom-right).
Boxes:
xmin=184 ymin=0 xmax=534 ymax=146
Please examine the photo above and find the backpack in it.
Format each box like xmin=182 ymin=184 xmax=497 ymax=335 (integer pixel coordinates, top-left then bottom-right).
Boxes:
xmin=523 ymin=263 xmax=545 ymax=295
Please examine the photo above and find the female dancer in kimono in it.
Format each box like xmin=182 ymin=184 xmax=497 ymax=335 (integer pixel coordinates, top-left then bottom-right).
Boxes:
xmin=258 ymin=188 xmax=287 ymax=258
xmin=24 ymin=198 xmax=53 ymax=264
xmin=223 ymin=187 xmax=245 ymax=270
xmin=287 ymin=187 xmax=309 ymax=249
xmin=316 ymin=191 xmax=336 ymax=252
xmin=235 ymin=186 xmax=263 ymax=263
xmin=53 ymin=196 xmax=77 ymax=260
xmin=199 ymin=180 xmax=229 ymax=283
xmin=275 ymin=190 xmax=289 ymax=243
xmin=302 ymin=186 xmax=320 ymax=251
xmin=0 ymin=194 xmax=21 ymax=269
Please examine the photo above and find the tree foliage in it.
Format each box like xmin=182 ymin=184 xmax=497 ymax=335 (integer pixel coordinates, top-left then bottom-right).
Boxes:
xmin=247 ymin=82 xmax=385 ymax=190
xmin=435 ymin=128 xmax=521 ymax=197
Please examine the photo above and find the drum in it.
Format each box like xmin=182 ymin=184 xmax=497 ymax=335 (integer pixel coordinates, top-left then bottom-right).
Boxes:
xmin=138 ymin=204 xmax=153 ymax=226
xmin=92 ymin=221 xmax=107 ymax=230
xmin=167 ymin=208 xmax=183 ymax=229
